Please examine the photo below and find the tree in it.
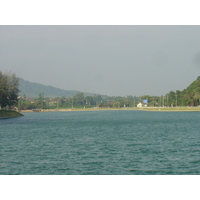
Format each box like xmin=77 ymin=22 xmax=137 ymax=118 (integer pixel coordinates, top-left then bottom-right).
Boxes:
xmin=6 ymin=72 xmax=20 ymax=108
xmin=0 ymin=72 xmax=8 ymax=109
xmin=73 ymin=92 xmax=85 ymax=106
xmin=34 ymin=93 xmax=46 ymax=109
xmin=194 ymin=88 xmax=200 ymax=106
xmin=0 ymin=71 xmax=20 ymax=110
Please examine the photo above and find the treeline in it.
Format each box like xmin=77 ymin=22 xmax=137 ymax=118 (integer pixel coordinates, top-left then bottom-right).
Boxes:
xmin=17 ymin=76 xmax=200 ymax=110
xmin=17 ymin=92 xmax=140 ymax=110
xmin=0 ymin=71 xmax=20 ymax=110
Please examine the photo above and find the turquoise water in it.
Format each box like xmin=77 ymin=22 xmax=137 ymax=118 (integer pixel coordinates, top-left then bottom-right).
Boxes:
xmin=1 ymin=110 xmax=200 ymax=175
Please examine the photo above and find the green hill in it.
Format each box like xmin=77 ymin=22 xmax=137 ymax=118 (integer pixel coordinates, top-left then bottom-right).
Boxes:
xmin=19 ymin=78 xmax=95 ymax=98
xmin=179 ymin=76 xmax=200 ymax=106
xmin=138 ymin=76 xmax=200 ymax=107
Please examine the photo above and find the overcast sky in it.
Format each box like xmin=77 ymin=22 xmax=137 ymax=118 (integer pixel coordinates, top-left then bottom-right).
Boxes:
xmin=0 ymin=25 xmax=200 ymax=96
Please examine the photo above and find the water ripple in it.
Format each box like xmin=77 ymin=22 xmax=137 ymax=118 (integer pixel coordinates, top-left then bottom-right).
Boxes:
xmin=1 ymin=110 xmax=200 ymax=174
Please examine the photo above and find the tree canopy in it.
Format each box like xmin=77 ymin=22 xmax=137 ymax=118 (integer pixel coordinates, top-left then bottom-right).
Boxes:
xmin=0 ymin=71 xmax=20 ymax=110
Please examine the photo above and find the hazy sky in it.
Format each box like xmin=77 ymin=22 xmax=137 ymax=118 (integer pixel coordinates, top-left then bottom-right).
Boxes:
xmin=0 ymin=25 xmax=200 ymax=96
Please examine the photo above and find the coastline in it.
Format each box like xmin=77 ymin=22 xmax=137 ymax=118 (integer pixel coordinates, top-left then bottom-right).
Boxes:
xmin=1 ymin=107 xmax=198 ymax=118
xmin=0 ymin=115 xmax=23 ymax=119
xmin=19 ymin=107 xmax=200 ymax=113
xmin=0 ymin=110 xmax=24 ymax=119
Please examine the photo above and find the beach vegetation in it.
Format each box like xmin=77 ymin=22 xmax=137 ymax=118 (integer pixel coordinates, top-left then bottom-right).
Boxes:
xmin=0 ymin=71 xmax=20 ymax=110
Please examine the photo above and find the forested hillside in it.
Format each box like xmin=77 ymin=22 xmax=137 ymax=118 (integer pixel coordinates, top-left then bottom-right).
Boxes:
xmin=139 ymin=76 xmax=200 ymax=107
xmin=179 ymin=76 xmax=200 ymax=106
xmin=19 ymin=78 xmax=94 ymax=98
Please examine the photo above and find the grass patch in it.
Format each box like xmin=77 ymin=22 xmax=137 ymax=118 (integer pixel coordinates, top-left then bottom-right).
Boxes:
xmin=0 ymin=110 xmax=23 ymax=118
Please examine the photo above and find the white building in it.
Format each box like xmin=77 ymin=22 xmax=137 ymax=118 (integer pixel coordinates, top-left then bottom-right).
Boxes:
xmin=137 ymin=102 xmax=143 ymax=108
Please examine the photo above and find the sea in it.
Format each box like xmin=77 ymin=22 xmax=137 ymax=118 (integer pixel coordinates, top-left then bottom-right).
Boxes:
xmin=1 ymin=110 xmax=200 ymax=175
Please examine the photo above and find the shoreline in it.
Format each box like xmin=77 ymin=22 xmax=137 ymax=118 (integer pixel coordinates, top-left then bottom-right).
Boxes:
xmin=0 ymin=110 xmax=24 ymax=119
xmin=19 ymin=107 xmax=200 ymax=113
xmin=0 ymin=115 xmax=23 ymax=119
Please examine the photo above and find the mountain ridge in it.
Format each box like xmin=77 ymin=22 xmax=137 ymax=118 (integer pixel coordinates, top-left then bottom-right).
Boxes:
xmin=19 ymin=78 xmax=95 ymax=98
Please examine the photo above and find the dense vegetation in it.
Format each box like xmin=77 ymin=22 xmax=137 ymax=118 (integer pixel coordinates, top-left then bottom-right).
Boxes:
xmin=2 ymin=70 xmax=199 ymax=111
xmin=17 ymin=76 xmax=200 ymax=110
xmin=0 ymin=71 xmax=20 ymax=110
xmin=138 ymin=76 xmax=200 ymax=107
xmin=17 ymin=92 xmax=140 ymax=110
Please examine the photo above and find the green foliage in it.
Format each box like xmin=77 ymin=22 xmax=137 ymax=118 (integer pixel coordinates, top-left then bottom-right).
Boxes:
xmin=16 ymin=76 xmax=200 ymax=110
xmin=136 ymin=77 xmax=200 ymax=107
xmin=179 ymin=77 xmax=200 ymax=106
xmin=0 ymin=71 xmax=20 ymax=110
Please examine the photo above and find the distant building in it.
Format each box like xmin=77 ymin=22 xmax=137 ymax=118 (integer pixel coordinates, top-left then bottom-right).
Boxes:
xmin=137 ymin=101 xmax=148 ymax=107
xmin=137 ymin=102 xmax=142 ymax=108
